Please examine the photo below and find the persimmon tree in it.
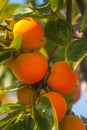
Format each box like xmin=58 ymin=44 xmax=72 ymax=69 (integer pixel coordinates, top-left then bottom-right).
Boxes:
xmin=0 ymin=0 xmax=87 ymax=130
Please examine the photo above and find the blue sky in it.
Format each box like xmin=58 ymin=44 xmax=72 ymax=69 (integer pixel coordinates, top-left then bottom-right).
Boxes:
xmin=9 ymin=0 xmax=87 ymax=118
xmin=9 ymin=0 xmax=25 ymax=4
xmin=72 ymin=89 xmax=87 ymax=117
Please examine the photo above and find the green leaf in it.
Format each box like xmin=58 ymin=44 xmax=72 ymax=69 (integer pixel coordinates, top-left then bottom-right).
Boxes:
xmin=0 ymin=0 xmax=8 ymax=12
xmin=56 ymin=11 xmax=66 ymax=20
xmin=31 ymin=0 xmax=51 ymax=14
xmin=45 ymin=41 xmax=65 ymax=62
xmin=45 ymin=19 xmax=72 ymax=47
xmin=5 ymin=115 xmax=34 ymax=130
xmin=0 ymin=4 xmax=21 ymax=22
xmin=9 ymin=35 xmax=22 ymax=51
xmin=33 ymin=96 xmax=58 ymax=130
xmin=49 ymin=0 xmax=59 ymax=12
xmin=64 ymin=93 xmax=73 ymax=110
xmin=28 ymin=117 xmax=35 ymax=130
xmin=72 ymin=0 xmax=80 ymax=24
xmin=0 ymin=49 xmax=12 ymax=65
xmin=13 ymin=6 xmax=31 ymax=15
xmin=0 ymin=103 xmax=23 ymax=115
xmin=81 ymin=7 xmax=87 ymax=31
xmin=49 ymin=0 xmax=63 ymax=12
xmin=5 ymin=123 xmax=24 ymax=130
xmin=15 ymin=11 xmax=46 ymax=21
xmin=0 ymin=109 xmax=23 ymax=127
xmin=66 ymin=39 xmax=87 ymax=69
xmin=0 ymin=80 xmax=25 ymax=94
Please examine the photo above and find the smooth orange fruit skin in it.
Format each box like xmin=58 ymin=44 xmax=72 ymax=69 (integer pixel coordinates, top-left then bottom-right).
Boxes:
xmin=72 ymin=80 xmax=81 ymax=103
xmin=11 ymin=52 xmax=48 ymax=84
xmin=47 ymin=61 xmax=78 ymax=95
xmin=13 ymin=17 xmax=45 ymax=50
xmin=17 ymin=86 xmax=36 ymax=105
xmin=43 ymin=91 xmax=67 ymax=122
xmin=59 ymin=115 xmax=86 ymax=130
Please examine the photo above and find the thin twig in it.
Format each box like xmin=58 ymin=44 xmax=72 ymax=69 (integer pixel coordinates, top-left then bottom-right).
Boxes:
xmin=33 ymin=79 xmax=44 ymax=101
xmin=66 ymin=0 xmax=72 ymax=24
xmin=0 ymin=25 xmax=12 ymax=31
xmin=48 ymin=44 xmax=58 ymax=64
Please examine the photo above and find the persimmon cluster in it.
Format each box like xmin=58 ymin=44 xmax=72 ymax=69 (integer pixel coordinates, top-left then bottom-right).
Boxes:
xmin=3 ymin=17 xmax=84 ymax=127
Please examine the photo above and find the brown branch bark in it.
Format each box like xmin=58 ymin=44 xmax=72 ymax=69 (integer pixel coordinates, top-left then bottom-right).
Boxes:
xmin=33 ymin=79 xmax=44 ymax=101
xmin=66 ymin=0 xmax=72 ymax=24
xmin=48 ymin=44 xmax=58 ymax=64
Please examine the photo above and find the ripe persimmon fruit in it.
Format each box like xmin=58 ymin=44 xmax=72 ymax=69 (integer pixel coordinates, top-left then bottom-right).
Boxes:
xmin=13 ymin=17 xmax=45 ymax=50
xmin=59 ymin=115 xmax=86 ymax=130
xmin=43 ymin=91 xmax=67 ymax=122
xmin=47 ymin=61 xmax=78 ymax=95
xmin=17 ymin=86 xmax=36 ymax=105
xmin=11 ymin=52 xmax=48 ymax=84
xmin=72 ymin=80 xmax=81 ymax=103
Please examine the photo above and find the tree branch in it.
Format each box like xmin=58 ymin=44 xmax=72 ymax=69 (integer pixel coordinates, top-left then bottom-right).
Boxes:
xmin=48 ymin=44 xmax=58 ymax=64
xmin=0 ymin=25 xmax=12 ymax=31
xmin=33 ymin=79 xmax=44 ymax=101
xmin=66 ymin=0 xmax=72 ymax=24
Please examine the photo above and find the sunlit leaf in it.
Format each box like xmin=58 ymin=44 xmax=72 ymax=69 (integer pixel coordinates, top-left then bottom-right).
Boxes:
xmin=14 ymin=6 xmax=32 ymax=15
xmin=0 ymin=4 xmax=22 ymax=22
xmin=31 ymin=0 xmax=51 ymax=14
xmin=33 ymin=96 xmax=58 ymax=130
xmin=49 ymin=0 xmax=63 ymax=12
xmin=56 ymin=11 xmax=66 ymax=20
xmin=0 ymin=109 xmax=22 ymax=127
xmin=0 ymin=103 xmax=23 ymax=115
xmin=0 ymin=0 xmax=8 ymax=12
xmin=14 ymin=10 xmax=47 ymax=22
xmin=0 ymin=80 xmax=25 ymax=94
xmin=39 ymin=47 xmax=48 ymax=58
xmin=9 ymin=35 xmax=22 ymax=51
xmin=66 ymin=39 xmax=87 ymax=69
xmin=5 ymin=115 xmax=34 ymax=130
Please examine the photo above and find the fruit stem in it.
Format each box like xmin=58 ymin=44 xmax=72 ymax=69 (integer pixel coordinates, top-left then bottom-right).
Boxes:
xmin=66 ymin=110 xmax=75 ymax=115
